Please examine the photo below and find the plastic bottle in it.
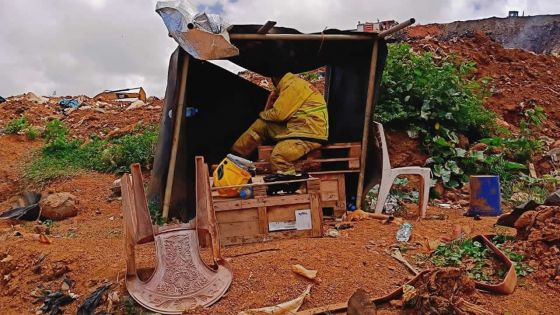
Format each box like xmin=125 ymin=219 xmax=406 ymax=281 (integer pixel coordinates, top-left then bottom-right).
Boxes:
xmin=396 ymin=223 xmax=413 ymax=242
xmin=239 ymin=186 xmax=253 ymax=199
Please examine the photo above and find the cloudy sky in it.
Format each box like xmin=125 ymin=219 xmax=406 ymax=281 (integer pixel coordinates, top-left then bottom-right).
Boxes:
xmin=1 ymin=0 xmax=558 ymax=98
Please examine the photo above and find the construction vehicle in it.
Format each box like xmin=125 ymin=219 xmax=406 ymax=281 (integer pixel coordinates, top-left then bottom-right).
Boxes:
xmin=94 ymin=87 xmax=146 ymax=102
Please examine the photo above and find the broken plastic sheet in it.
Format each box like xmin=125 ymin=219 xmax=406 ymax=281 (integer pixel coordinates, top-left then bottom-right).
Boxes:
xmin=155 ymin=0 xmax=239 ymax=60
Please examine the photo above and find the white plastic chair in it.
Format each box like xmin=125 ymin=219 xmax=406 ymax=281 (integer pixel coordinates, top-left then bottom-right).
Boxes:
xmin=372 ymin=122 xmax=431 ymax=218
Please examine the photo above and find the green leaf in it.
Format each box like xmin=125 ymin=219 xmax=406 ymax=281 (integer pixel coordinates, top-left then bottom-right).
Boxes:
xmin=404 ymin=95 xmax=411 ymax=102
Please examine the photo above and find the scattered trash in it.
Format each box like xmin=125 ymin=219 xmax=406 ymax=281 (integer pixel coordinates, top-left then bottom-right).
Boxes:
xmin=544 ymin=189 xmax=560 ymax=206
xmin=110 ymin=179 xmax=122 ymax=196
xmin=37 ymin=234 xmax=52 ymax=244
xmin=125 ymin=100 xmax=146 ymax=111
xmin=291 ymin=264 xmax=318 ymax=281
xmin=0 ymin=191 xmax=41 ymax=221
xmin=25 ymin=92 xmax=49 ymax=104
xmin=40 ymin=192 xmax=78 ymax=221
xmin=40 ymin=290 xmax=78 ymax=315
xmin=399 ymin=268 xmax=485 ymax=314
xmin=424 ymin=213 xmax=448 ymax=220
xmin=326 ymin=228 xmax=340 ymax=238
xmin=345 ymin=209 xmax=390 ymax=222
xmin=76 ymin=282 xmax=112 ymax=315
xmin=58 ymin=98 xmax=81 ymax=109
xmin=396 ymin=223 xmax=412 ymax=242
xmin=390 ymin=248 xmax=419 ymax=275
xmin=237 ymin=285 xmax=311 ymax=315
xmin=347 ymin=289 xmax=376 ymax=315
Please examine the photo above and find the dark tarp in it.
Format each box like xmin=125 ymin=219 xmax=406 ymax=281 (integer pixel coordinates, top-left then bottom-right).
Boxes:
xmin=148 ymin=25 xmax=388 ymax=220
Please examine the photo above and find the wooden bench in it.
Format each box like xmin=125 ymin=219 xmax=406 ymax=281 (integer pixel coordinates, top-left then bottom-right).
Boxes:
xmin=257 ymin=142 xmax=361 ymax=218
xmin=210 ymin=175 xmax=323 ymax=246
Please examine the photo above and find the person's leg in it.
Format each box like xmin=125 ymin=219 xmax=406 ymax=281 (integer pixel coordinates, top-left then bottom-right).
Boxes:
xmin=270 ymin=139 xmax=322 ymax=175
xmin=231 ymin=119 xmax=269 ymax=157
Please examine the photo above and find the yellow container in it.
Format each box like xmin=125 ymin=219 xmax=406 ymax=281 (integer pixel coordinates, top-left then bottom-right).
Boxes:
xmin=213 ymin=157 xmax=251 ymax=197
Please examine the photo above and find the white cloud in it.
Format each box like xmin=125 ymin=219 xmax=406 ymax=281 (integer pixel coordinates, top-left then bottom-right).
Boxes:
xmin=0 ymin=0 xmax=558 ymax=97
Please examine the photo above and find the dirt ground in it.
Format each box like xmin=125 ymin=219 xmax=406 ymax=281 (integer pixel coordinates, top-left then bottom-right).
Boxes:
xmin=1 ymin=159 xmax=559 ymax=314
xmin=0 ymin=131 xmax=558 ymax=314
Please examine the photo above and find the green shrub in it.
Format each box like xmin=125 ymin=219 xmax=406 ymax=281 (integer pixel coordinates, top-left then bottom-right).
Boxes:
xmin=377 ymin=44 xmax=495 ymax=188
xmin=3 ymin=117 xmax=29 ymax=134
xmin=25 ymin=126 xmax=40 ymax=140
xmin=25 ymin=121 xmax=158 ymax=184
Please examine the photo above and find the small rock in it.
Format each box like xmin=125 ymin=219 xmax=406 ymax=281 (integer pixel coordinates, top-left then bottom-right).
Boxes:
xmin=61 ymin=282 xmax=70 ymax=291
xmin=389 ymin=299 xmax=403 ymax=308
xmin=1 ymin=255 xmax=13 ymax=263
xmin=40 ymin=192 xmax=78 ymax=220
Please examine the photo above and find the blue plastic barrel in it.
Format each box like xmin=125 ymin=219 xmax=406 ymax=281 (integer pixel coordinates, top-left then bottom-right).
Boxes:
xmin=468 ymin=175 xmax=502 ymax=217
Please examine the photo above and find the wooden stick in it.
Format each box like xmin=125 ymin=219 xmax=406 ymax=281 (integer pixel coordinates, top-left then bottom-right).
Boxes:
xmin=390 ymin=248 xmax=420 ymax=275
xmin=257 ymin=21 xmax=277 ymax=34
xmin=211 ymin=177 xmax=312 ymax=190
xmin=230 ymin=33 xmax=376 ymax=41
xmin=162 ymin=53 xmax=190 ymax=221
xmin=229 ymin=248 xmax=280 ymax=258
xmin=356 ymin=40 xmax=380 ymax=210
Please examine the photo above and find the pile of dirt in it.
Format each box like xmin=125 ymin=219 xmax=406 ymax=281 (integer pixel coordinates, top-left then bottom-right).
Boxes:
xmin=406 ymin=31 xmax=560 ymax=139
xmin=400 ymin=15 xmax=560 ymax=56
xmin=513 ymin=205 xmax=560 ymax=290
xmin=0 ymin=94 xmax=163 ymax=140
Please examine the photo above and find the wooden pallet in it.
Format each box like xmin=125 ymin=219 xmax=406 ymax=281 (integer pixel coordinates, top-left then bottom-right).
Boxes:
xmin=256 ymin=142 xmax=361 ymax=173
xmin=211 ymin=176 xmax=323 ymax=246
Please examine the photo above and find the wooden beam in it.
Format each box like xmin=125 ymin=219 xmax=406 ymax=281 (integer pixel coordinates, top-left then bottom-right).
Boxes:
xmin=229 ymin=33 xmax=376 ymax=41
xmin=162 ymin=53 xmax=190 ymax=221
xmin=356 ymin=39 xmax=380 ymax=210
xmin=257 ymin=21 xmax=277 ymax=34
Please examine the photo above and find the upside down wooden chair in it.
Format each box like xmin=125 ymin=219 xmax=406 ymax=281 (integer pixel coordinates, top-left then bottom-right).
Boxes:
xmin=121 ymin=163 xmax=232 ymax=314
xmin=372 ymin=122 xmax=431 ymax=218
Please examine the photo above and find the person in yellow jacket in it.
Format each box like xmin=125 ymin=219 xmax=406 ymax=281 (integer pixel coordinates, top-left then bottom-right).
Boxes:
xmin=232 ymin=72 xmax=329 ymax=176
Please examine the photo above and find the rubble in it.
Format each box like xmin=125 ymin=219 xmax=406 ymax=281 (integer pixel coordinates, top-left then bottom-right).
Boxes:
xmin=512 ymin=205 xmax=560 ymax=290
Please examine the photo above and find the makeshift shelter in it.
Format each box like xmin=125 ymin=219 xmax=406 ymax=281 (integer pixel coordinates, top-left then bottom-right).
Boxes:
xmin=148 ymin=12 xmax=414 ymax=221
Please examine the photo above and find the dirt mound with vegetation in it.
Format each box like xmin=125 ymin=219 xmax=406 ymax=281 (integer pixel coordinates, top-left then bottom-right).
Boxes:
xmin=402 ymin=15 xmax=560 ymax=56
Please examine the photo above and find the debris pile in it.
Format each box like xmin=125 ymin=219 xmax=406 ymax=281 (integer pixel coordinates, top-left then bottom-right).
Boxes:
xmin=512 ymin=205 xmax=560 ymax=290
xmin=398 ymin=268 xmax=490 ymax=315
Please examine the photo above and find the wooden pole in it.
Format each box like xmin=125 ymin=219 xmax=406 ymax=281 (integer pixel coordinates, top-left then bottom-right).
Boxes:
xmin=356 ymin=39 xmax=379 ymax=210
xmin=229 ymin=33 xmax=376 ymax=41
xmin=162 ymin=53 xmax=190 ymax=221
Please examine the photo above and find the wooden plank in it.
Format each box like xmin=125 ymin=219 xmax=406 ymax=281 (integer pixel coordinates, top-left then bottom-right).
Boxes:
xmin=257 ymin=207 xmax=268 ymax=234
xmin=163 ymin=54 xmax=190 ymax=220
xmin=356 ymin=39 xmax=380 ymax=210
xmin=219 ymin=221 xmax=260 ymax=238
xmin=214 ymin=194 xmax=311 ymax=211
xmin=309 ymin=170 xmax=360 ymax=175
xmin=336 ymin=174 xmax=347 ymax=213
xmin=268 ymin=204 xmax=302 ymax=223
xmin=216 ymin=208 xmax=258 ymax=223
xmin=319 ymin=180 xmax=339 ymax=202
xmin=309 ymin=190 xmax=323 ymax=237
xmin=257 ymin=21 xmax=277 ymax=34
xmin=221 ymin=230 xmax=312 ymax=246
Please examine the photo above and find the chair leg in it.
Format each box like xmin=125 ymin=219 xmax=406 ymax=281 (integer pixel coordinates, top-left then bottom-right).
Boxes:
xmin=419 ymin=172 xmax=431 ymax=218
xmin=374 ymin=172 xmax=395 ymax=214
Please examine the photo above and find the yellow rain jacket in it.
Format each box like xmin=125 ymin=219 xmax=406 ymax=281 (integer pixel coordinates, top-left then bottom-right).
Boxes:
xmin=259 ymin=72 xmax=329 ymax=141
